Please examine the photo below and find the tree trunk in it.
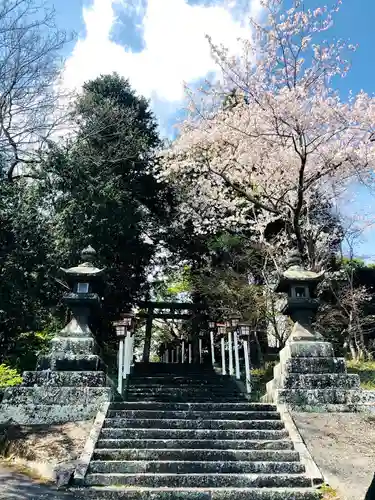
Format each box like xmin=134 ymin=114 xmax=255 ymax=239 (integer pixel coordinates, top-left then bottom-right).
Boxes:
xmin=349 ymin=337 xmax=358 ymax=361
xmin=355 ymin=329 xmax=370 ymax=361
xmin=253 ymin=331 xmax=264 ymax=368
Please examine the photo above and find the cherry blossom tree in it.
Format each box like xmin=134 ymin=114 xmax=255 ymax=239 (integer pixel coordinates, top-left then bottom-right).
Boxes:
xmin=161 ymin=0 xmax=375 ymax=270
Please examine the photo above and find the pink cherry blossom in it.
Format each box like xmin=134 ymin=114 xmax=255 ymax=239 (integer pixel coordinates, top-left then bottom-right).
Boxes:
xmin=161 ymin=0 xmax=375 ymax=269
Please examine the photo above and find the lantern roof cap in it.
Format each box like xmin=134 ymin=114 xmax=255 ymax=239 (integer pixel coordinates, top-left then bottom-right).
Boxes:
xmin=60 ymin=246 xmax=105 ymax=278
xmin=275 ymin=250 xmax=324 ymax=293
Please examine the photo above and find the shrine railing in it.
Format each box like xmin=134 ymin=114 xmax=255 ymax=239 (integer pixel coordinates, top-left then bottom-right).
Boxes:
xmin=158 ymin=327 xmax=252 ymax=395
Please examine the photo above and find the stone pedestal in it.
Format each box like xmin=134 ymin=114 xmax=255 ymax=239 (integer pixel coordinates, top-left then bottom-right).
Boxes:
xmin=262 ymin=323 xmax=362 ymax=410
xmin=0 ymin=317 xmax=117 ymax=424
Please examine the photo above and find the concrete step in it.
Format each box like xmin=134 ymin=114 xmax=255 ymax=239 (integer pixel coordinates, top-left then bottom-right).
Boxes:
xmin=110 ymin=402 xmax=276 ymax=411
xmin=100 ymin=428 xmax=289 ymax=440
xmin=68 ymin=487 xmax=321 ymax=500
xmin=93 ymin=448 xmax=300 ymax=462
xmin=88 ymin=460 xmax=305 ymax=474
xmin=83 ymin=472 xmax=312 ymax=488
xmin=102 ymin=418 xmax=285 ymax=430
xmin=96 ymin=439 xmax=294 ymax=450
xmin=106 ymin=410 xmax=281 ymax=420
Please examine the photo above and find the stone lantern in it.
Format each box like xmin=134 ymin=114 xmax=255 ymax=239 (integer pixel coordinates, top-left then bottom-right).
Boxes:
xmin=261 ymin=249 xmax=361 ymax=408
xmin=275 ymin=250 xmax=325 ymax=342
xmin=0 ymin=246 xmax=116 ymax=425
xmin=60 ymin=245 xmax=105 ymax=339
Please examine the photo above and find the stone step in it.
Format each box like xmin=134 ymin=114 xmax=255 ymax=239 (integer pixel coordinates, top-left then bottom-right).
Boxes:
xmin=100 ymin=428 xmax=289 ymax=440
xmin=130 ymin=377 xmax=234 ymax=383
xmin=125 ymin=392 xmax=246 ymax=399
xmin=106 ymin=410 xmax=281 ymax=420
xmin=285 ymin=357 xmax=346 ymax=374
xmin=124 ymin=396 xmax=247 ymax=402
xmin=93 ymin=448 xmax=300 ymax=462
xmin=129 ymin=384 xmax=239 ymax=390
xmin=88 ymin=460 xmax=305 ymax=474
xmin=68 ymin=487 xmax=321 ymax=500
xmin=96 ymin=439 xmax=294 ymax=450
xmin=102 ymin=418 xmax=285 ymax=430
xmin=134 ymin=363 xmax=213 ymax=371
xmin=127 ymin=387 xmax=240 ymax=393
xmin=283 ymin=373 xmax=360 ymax=389
xmin=125 ymin=393 xmax=244 ymax=399
xmin=110 ymin=402 xmax=277 ymax=411
xmin=131 ymin=372 xmax=228 ymax=376
xmin=83 ymin=473 xmax=312 ymax=488
xmin=130 ymin=375 xmax=241 ymax=386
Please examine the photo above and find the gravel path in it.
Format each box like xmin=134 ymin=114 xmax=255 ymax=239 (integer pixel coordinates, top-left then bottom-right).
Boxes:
xmin=292 ymin=412 xmax=375 ymax=500
xmin=0 ymin=464 xmax=77 ymax=500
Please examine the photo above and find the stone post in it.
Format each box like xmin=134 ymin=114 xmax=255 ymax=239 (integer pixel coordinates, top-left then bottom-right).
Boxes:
xmin=142 ymin=307 xmax=153 ymax=363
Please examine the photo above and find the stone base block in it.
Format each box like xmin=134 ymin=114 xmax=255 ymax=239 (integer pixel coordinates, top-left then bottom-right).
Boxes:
xmin=359 ymin=390 xmax=375 ymax=405
xmin=50 ymin=337 xmax=96 ymax=355
xmin=276 ymin=388 xmax=362 ymax=405
xmin=0 ymin=403 xmax=102 ymax=424
xmin=282 ymin=373 xmax=360 ymax=390
xmin=264 ymin=337 xmax=362 ymax=408
xmin=286 ymin=403 xmax=360 ymax=412
xmin=285 ymin=357 xmax=346 ymax=374
xmin=280 ymin=342 xmax=334 ymax=362
xmin=37 ymin=354 xmax=105 ymax=371
xmin=22 ymin=371 xmax=111 ymax=387
xmin=2 ymin=386 xmax=114 ymax=405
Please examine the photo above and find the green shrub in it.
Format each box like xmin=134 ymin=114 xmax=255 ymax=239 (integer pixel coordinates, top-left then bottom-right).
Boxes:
xmin=0 ymin=364 xmax=22 ymax=387
xmin=4 ymin=326 xmax=56 ymax=372
xmin=250 ymin=362 xmax=276 ymax=400
xmin=347 ymin=360 xmax=375 ymax=389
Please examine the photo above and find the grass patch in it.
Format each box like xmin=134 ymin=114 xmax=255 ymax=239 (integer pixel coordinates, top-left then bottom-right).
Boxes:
xmin=347 ymin=360 xmax=375 ymax=389
xmin=318 ymin=483 xmax=340 ymax=499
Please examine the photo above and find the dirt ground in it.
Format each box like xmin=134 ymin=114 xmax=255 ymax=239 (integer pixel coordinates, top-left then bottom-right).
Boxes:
xmin=0 ymin=462 xmax=79 ymax=500
xmin=292 ymin=412 xmax=375 ymax=500
xmin=0 ymin=420 xmax=93 ymax=480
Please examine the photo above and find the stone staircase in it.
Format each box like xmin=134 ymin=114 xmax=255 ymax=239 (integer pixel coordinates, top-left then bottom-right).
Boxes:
xmin=73 ymin=363 xmax=321 ymax=499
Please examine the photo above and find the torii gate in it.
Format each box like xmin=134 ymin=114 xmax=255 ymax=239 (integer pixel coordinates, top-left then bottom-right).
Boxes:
xmin=136 ymin=301 xmax=206 ymax=363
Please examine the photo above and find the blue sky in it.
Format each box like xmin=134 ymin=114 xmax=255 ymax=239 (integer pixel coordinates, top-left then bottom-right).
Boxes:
xmin=50 ymin=0 xmax=375 ymax=261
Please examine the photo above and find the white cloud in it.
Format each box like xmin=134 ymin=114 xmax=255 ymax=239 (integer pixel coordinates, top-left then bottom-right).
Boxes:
xmin=62 ymin=0 xmax=262 ymax=128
